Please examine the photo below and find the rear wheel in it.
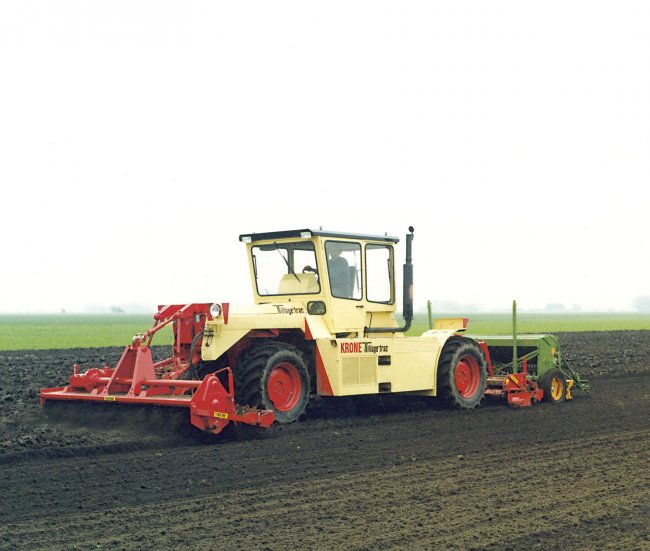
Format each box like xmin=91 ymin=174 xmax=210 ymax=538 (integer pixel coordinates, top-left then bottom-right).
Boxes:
xmin=540 ymin=368 xmax=567 ymax=403
xmin=437 ymin=338 xmax=487 ymax=409
xmin=235 ymin=341 xmax=310 ymax=423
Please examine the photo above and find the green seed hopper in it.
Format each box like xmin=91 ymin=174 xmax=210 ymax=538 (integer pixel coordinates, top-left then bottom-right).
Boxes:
xmin=464 ymin=332 xmax=589 ymax=393
xmin=428 ymin=300 xmax=590 ymax=406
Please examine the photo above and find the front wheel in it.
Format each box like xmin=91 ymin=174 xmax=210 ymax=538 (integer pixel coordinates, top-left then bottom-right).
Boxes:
xmin=235 ymin=342 xmax=310 ymax=423
xmin=437 ymin=338 xmax=487 ymax=409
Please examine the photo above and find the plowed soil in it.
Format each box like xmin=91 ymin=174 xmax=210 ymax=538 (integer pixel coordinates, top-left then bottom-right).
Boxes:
xmin=1 ymin=332 xmax=649 ymax=550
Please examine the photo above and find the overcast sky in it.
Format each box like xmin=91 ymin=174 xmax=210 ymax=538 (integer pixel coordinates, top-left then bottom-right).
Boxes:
xmin=1 ymin=1 xmax=648 ymax=314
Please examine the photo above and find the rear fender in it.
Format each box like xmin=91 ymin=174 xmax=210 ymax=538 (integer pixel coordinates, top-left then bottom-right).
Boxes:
xmin=419 ymin=331 xmax=486 ymax=393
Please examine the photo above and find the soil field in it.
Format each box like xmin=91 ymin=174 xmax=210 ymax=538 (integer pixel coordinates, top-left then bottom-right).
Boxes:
xmin=1 ymin=332 xmax=649 ymax=550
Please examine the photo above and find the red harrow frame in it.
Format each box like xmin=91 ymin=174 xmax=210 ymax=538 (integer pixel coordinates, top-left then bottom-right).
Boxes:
xmin=39 ymin=304 xmax=274 ymax=435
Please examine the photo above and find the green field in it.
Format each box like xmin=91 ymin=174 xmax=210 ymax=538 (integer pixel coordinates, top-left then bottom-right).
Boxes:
xmin=1 ymin=312 xmax=649 ymax=351
xmin=410 ymin=312 xmax=650 ymax=336
xmin=0 ymin=314 xmax=173 ymax=351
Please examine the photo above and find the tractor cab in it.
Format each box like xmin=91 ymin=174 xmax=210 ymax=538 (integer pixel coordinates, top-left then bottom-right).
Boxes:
xmin=239 ymin=229 xmax=402 ymax=336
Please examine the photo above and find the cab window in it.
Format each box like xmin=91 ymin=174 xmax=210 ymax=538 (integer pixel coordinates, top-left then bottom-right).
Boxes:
xmin=252 ymin=242 xmax=320 ymax=296
xmin=366 ymin=244 xmax=393 ymax=303
xmin=325 ymin=241 xmax=362 ymax=300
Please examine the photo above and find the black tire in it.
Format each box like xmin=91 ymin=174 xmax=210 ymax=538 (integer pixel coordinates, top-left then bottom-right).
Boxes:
xmin=539 ymin=368 xmax=567 ymax=403
xmin=437 ymin=338 xmax=487 ymax=409
xmin=234 ymin=341 xmax=310 ymax=423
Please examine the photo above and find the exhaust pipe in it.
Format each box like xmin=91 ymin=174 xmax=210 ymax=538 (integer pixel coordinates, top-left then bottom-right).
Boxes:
xmin=366 ymin=226 xmax=414 ymax=334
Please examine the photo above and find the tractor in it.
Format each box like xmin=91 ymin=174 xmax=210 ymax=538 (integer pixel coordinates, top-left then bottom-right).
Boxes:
xmin=41 ymin=227 xmax=588 ymax=435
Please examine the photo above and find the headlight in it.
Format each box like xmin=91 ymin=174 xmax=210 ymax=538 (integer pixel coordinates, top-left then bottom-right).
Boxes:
xmin=210 ymin=303 xmax=222 ymax=318
xmin=307 ymin=301 xmax=326 ymax=315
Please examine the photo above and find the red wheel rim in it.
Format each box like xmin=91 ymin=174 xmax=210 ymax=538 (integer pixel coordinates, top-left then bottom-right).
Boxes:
xmin=454 ymin=355 xmax=480 ymax=398
xmin=267 ymin=362 xmax=303 ymax=412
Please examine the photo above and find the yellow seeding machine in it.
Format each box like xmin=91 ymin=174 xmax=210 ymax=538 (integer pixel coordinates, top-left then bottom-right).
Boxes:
xmin=41 ymin=227 xmax=588 ymax=435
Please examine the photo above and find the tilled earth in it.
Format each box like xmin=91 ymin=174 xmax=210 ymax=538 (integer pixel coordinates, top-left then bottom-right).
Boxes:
xmin=0 ymin=331 xmax=649 ymax=550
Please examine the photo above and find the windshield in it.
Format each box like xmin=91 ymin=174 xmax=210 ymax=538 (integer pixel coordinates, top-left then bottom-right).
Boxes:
xmin=252 ymin=241 xmax=320 ymax=296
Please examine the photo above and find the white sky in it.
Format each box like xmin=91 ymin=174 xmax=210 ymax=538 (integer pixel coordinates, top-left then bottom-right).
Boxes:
xmin=1 ymin=1 xmax=648 ymax=313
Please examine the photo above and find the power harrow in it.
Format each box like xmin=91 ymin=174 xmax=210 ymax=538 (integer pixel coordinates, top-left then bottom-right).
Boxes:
xmin=39 ymin=304 xmax=274 ymax=435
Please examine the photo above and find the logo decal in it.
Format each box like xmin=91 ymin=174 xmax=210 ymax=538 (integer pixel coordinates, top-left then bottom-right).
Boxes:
xmin=274 ymin=305 xmax=305 ymax=315
xmin=340 ymin=342 xmax=389 ymax=354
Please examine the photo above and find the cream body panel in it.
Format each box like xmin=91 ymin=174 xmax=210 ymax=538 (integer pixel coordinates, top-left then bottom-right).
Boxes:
xmin=315 ymin=330 xmax=456 ymax=397
xmin=201 ymin=302 xmax=309 ymax=361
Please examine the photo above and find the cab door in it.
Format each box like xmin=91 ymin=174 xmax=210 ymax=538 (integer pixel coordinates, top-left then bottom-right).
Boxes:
xmin=323 ymin=240 xmax=366 ymax=333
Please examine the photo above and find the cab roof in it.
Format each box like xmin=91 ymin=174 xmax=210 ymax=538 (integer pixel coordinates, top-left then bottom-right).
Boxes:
xmin=239 ymin=229 xmax=399 ymax=244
